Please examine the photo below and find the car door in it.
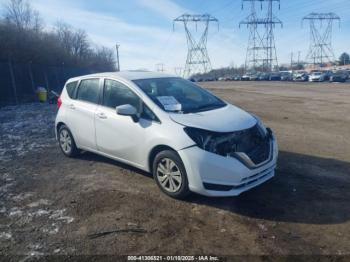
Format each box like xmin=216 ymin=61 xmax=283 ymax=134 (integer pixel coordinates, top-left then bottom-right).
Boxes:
xmin=95 ymin=78 xmax=158 ymax=167
xmin=67 ymin=78 xmax=101 ymax=150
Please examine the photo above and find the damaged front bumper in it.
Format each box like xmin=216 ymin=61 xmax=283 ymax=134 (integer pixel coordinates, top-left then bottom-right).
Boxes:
xmin=178 ymin=132 xmax=278 ymax=197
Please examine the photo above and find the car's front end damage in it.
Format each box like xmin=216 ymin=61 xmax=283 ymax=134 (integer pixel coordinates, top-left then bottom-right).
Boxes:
xmin=177 ymin=117 xmax=278 ymax=197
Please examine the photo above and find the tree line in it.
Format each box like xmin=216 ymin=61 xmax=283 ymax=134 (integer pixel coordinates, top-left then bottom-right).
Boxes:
xmin=0 ymin=0 xmax=116 ymax=71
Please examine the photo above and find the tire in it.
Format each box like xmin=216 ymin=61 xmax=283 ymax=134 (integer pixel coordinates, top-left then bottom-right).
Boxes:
xmin=152 ymin=150 xmax=190 ymax=199
xmin=58 ymin=125 xmax=79 ymax=157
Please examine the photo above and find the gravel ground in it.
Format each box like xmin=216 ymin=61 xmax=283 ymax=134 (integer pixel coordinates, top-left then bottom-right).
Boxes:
xmin=0 ymin=81 xmax=350 ymax=259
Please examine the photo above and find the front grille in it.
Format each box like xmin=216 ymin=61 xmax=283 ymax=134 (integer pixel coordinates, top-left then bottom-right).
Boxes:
xmin=229 ymin=124 xmax=271 ymax=166
xmin=245 ymin=135 xmax=270 ymax=165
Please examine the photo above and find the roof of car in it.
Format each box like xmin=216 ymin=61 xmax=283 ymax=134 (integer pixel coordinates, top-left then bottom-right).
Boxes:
xmin=69 ymin=70 xmax=176 ymax=82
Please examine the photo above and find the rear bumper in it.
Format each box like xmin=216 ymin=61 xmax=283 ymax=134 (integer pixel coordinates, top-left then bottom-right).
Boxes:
xmin=178 ymin=135 xmax=278 ymax=197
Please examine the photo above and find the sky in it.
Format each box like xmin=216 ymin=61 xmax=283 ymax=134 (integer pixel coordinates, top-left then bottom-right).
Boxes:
xmin=0 ymin=0 xmax=349 ymax=73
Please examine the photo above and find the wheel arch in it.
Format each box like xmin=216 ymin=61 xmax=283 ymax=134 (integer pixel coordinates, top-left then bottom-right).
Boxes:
xmin=56 ymin=122 xmax=78 ymax=147
xmin=148 ymin=145 xmax=178 ymax=173
xmin=56 ymin=122 xmax=66 ymax=134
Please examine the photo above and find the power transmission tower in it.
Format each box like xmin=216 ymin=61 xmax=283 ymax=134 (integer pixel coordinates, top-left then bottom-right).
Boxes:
xmin=156 ymin=63 xmax=165 ymax=72
xmin=240 ymin=0 xmax=282 ymax=72
xmin=174 ymin=67 xmax=183 ymax=76
xmin=174 ymin=14 xmax=219 ymax=78
xmin=302 ymin=13 xmax=340 ymax=66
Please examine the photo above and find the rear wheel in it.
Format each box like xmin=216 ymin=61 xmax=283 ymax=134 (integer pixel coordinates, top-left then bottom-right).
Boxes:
xmin=153 ymin=150 xmax=190 ymax=199
xmin=58 ymin=125 xmax=79 ymax=157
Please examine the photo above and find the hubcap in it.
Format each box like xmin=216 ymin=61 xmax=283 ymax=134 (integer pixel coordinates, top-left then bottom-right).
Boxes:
xmin=59 ymin=129 xmax=72 ymax=154
xmin=156 ymin=158 xmax=182 ymax=193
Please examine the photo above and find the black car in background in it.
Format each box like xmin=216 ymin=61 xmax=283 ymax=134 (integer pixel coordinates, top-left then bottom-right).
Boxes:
xmin=258 ymin=73 xmax=270 ymax=81
xmin=330 ymin=71 xmax=348 ymax=83
xmin=269 ymin=72 xmax=281 ymax=81
xmin=280 ymin=72 xmax=293 ymax=81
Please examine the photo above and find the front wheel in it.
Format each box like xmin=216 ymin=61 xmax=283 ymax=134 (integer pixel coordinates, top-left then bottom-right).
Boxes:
xmin=58 ymin=125 xmax=79 ymax=157
xmin=152 ymin=150 xmax=190 ymax=199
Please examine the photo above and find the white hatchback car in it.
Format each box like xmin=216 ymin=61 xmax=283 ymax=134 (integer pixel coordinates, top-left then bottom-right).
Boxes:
xmin=55 ymin=71 xmax=278 ymax=199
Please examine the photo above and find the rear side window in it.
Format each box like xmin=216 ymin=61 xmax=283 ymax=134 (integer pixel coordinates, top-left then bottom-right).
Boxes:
xmin=77 ymin=79 xmax=100 ymax=104
xmin=65 ymin=81 xmax=78 ymax=98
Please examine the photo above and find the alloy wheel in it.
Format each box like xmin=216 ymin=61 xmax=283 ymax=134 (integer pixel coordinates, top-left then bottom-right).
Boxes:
xmin=59 ymin=129 xmax=72 ymax=154
xmin=156 ymin=158 xmax=182 ymax=193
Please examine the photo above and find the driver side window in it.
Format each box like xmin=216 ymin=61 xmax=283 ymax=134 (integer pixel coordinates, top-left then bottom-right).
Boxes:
xmin=103 ymin=79 xmax=159 ymax=122
xmin=103 ymin=79 xmax=141 ymax=112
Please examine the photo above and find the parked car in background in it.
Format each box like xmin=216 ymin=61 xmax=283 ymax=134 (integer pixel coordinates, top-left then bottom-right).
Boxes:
xmin=330 ymin=71 xmax=348 ymax=83
xmin=203 ymin=77 xmax=215 ymax=82
xmin=309 ymin=71 xmax=326 ymax=82
xmin=249 ymin=73 xmax=260 ymax=81
xmin=269 ymin=72 xmax=281 ymax=81
xmin=257 ymin=73 xmax=269 ymax=81
xmin=346 ymin=69 xmax=350 ymax=79
xmin=55 ymin=71 xmax=278 ymax=198
xmin=280 ymin=72 xmax=293 ymax=81
xmin=224 ymin=76 xmax=234 ymax=81
xmin=293 ymin=71 xmax=309 ymax=82
xmin=241 ymin=73 xmax=251 ymax=81
xmin=322 ymin=71 xmax=333 ymax=81
xmin=233 ymin=75 xmax=241 ymax=81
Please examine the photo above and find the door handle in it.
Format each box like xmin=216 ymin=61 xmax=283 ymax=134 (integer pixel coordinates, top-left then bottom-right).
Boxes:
xmin=97 ymin=112 xmax=107 ymax=119
xmin=69 ymin=104 xmax=75 ymax=109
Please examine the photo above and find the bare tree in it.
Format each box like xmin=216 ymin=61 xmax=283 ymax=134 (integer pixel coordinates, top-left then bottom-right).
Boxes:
xmin=3 ymin=0 xmax=42 ymax=31
xmin=71 ymin=29 xmax=90 ymax=58
xmin=55 ymin=22 xmax=90 ymax=61
xmin=1 ymin=1 xmax=115 ymax=70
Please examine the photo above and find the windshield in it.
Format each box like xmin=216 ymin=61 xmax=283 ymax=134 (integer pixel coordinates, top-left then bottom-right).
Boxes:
xmin=133 ymin=77 xmax=226 ymax=114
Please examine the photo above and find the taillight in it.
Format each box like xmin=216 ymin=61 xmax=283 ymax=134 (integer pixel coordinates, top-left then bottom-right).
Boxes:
xmin=57 ymin=96 xmax=62 ymax=109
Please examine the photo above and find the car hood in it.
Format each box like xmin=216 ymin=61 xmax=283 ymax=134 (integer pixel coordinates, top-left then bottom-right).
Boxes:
xmin=169 ymin=104 xmax=257 ymax=132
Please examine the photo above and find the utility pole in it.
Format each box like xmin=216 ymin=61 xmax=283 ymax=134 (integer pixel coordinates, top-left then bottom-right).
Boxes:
xmin=290 ymin=52 xmax=294 ymax=70
xmin=297 ymin=51 xmax=301 ymax=67
xmin=302 ymin=13 xmax=340 ymax=67
xmin=116 ymin=44 xmax=120 ymax=72
xmin=174 ymin=14 xmax=219 ymax=78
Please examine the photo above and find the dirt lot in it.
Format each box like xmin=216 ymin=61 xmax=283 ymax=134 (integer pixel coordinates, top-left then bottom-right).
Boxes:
xmin=1 ymin=81 xmax=350 ymax=259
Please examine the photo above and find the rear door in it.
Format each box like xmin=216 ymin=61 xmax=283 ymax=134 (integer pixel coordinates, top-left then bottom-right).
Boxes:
xmin=67 ymin=78 xmax=101 ymax=150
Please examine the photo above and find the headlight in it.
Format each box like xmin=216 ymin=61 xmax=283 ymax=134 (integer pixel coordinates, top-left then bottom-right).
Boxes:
xmin=184 ymin=127 xmax=213 ymax=150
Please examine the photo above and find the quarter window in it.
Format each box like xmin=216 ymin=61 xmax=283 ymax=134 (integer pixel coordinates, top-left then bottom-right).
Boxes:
xmin=77 ymin=79 xmax=100 ymax=104
xmin=66 ymin=81 xmax=78 ymax=98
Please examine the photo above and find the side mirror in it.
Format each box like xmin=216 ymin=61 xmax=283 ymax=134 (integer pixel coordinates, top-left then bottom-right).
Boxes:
xmin=116 ymin=104 xmax=139 ymax=122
